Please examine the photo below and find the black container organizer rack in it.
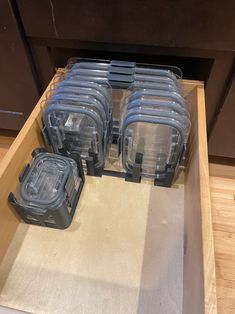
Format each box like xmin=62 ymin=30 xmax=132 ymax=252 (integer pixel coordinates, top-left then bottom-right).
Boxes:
xmin=8 ymin=148 xmax=84 ymax=229
xmin=42 ymin=58 xmax=190 ymax=188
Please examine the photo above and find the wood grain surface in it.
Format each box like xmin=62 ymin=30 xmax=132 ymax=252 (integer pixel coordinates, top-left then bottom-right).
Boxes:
xmin=0 ymin=136 xmax=15 ymax=163
xmin=209 ymin=163 xmax=235 ymax=179
xmin=210 ymin=175 xmax=235 ymax=314
xmin=0 ymin=72 xmax=61 ymax=263
xmin=183 ymin=84 xmax=217 ymax=314
xmin=0 ymin=176 xmax=184 ymax=314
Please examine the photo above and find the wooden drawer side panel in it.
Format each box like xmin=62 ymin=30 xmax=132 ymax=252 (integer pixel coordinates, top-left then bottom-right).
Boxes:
xmin=0 ymin=73 xmax=61 ymax=263
xmin=184 ymin=85 xmax=217 ymax=314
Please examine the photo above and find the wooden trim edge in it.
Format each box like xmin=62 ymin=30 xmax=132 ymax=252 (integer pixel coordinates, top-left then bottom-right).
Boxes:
xmin=197 ymin=85 xmax=217 ymax=314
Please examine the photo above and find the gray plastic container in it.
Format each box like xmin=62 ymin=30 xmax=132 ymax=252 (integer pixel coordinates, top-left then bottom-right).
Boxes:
xmin=8 ymin=149 xmax=84 ymax=229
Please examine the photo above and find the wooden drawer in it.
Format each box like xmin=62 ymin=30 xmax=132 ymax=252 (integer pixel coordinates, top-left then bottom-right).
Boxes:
xmin=0 ymin=70 xmax=217 ymax=314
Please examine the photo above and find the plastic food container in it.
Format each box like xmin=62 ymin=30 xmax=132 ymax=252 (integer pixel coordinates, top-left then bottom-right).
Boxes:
xmin=8 ymin=149 xmax=84 ymax=229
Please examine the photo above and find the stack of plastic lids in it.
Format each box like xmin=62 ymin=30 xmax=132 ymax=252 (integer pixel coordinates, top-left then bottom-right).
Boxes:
xmin=64 ymin=59 xmax=190 ymax=184
xmin=8 ymin=149 xmax=84 ymax=229
xmin=43 ymin=65 xmax=112 ymax=173
xmin=43 ymin=58 xmax=190 ymax=185
xmin=64 ymin=58 xmax=182 ymax=88
xmin=120 ymin=71 xmax=191 ymax=185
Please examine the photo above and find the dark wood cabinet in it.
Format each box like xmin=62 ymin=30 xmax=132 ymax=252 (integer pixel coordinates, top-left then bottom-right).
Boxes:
xmin=0 ymin=1 xmax=40 ymax=130
xmin=209 ymin=71 xmax=235 ymax=159
xmin=1 ymin=0 xmax=235 ymax=159
xmin=15 ymin=0 xmax=235 ymax=134
xmin=16 ymin=0 xmax=235 ymax=51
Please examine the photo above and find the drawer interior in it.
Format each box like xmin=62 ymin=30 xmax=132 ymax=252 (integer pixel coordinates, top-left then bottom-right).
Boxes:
xmin=0 ymin=70 xmax=217 ymax=313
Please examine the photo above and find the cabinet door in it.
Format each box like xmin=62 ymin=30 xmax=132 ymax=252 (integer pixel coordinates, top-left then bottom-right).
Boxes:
xmin=0 ymin=1 xmax=39 ymax=130
xmin=209 ymin=75 xmax=235 ymax=158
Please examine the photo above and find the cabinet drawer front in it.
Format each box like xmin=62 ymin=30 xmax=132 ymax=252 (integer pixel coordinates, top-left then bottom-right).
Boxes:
xmin=0 ymin=112 xmax=26 ymax=131
xmin=17 ymin=0 xmax=235 ymax=51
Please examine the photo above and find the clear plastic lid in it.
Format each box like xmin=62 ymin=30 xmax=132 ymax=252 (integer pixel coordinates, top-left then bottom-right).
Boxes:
xmin=67 ymin=67 xmax=180 ymax=88
xmin=66 ymin=57 xmax=182 ymax=78
xmin=20 ymin=154 xmax=78 ymax=209
xmin=128 ymin=89 xmax=187 ymax=108
xmin=44 ymin=102 xmax=105 ymax=167
xmin=126 ymin=98 xmax=190 ymax=117
xmin=122 ymin=107 xmax=191 ymax=140
xmin=66 ymin=58 xmax=182 ymax=79
xmin=121 ymin=114 xmax=185 ymax=177
xmin=66 ymin=73 xmax=110 ymax=87
xmin=128 ymin=80 xmax=181 ymax=92
xmin=64 ymin=58 xmax=182 ymax=93
xmin=66 ymin=57 xmax=110 ymax=70
xmin=50 ymin=86 xmax=110 ymax=121
xmin=68 ymin=68 xmax=107 ymax=78
xmin=55 ymin=77 xmax=112 ymax=101
xmin=134 ymin=66 xmax=180 ymax=82
xmin=44 ymin=100 xmax=104 ymax=132
xmin=69 ymin=61 xmax=110 ymax=71
xmin=133 ymin=74 xmax=180 ymax=86
xmin=49 ymin=93 xmax=107 ymax=129
xmin=49 ymin=80 xmax=112 ymax=132
xmin=51 ymin=79 xmax=112 ymax=111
